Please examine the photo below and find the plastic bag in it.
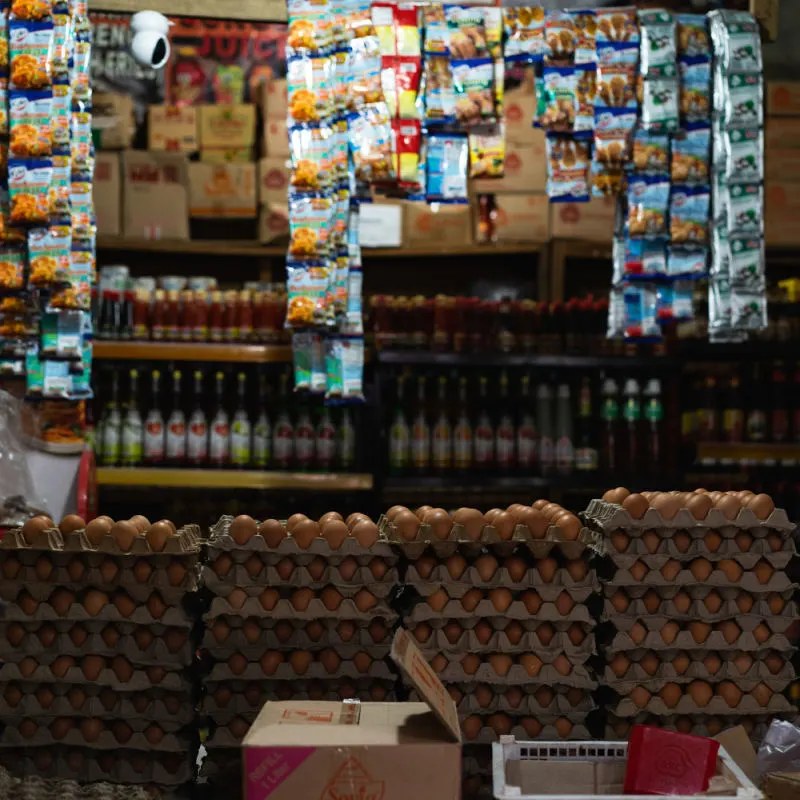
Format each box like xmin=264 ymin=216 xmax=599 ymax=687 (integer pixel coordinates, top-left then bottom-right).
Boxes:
xmin=757 ymin=720 xmax=800 ymax=780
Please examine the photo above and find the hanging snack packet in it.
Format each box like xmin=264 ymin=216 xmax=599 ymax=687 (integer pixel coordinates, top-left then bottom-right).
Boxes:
xmin=714 ymin=72 xmax=762 ymax=130
xmin=371 ymin=2 xmax=395 ymax=55
xmin=9 ymin=88 xmax=50 ymax=156
xmin=503 ymin=6 xmax=547 ymax=64
xmin=731 ymin=286 xmax=767 ymax=332
xmin=49 ymin=266 xmax=90 ymax=310
xmin=11 ymin=0 xmax=50 ymax=20
xmin=426 ymin=133 xmax=468 ymax=203
xmin=670 ymin=185 xmax=709 ymax=245
xmin=594 ymin=106 xmax=636 ymax=165
xmin=292 ymin=330 xmax=318 ymax=391
xmin=51 ymin=76 xmax=69 ymax=154
xmin=70 ymin=110 xmax=92 ymax=173
xmin=51 ymin=12 xmax=69 ymax=79
xmin=539 ymin=65 xmax=577 ymax=132
xmin=656 ymin=281 xmax=694 ymax=322
xmin=70 ymin=178 xmax=93 ymax=240
xmin=484 ymin=7 xmax=502 ymax=60
xmin=468 ymin=123 xmax=504 ymax=178
xmin=446 ymin=5 xmax=489 ymax=60
xmin=709 ymin=10 xmax=761 ymax=75
xmin=627 ymin=175 xmax=668 ymax=237
xmin=545 ymin=10 xmax=575 ymax=64
xmin=71 ymin=33 xmax=89 ymax=107
xmin=9 ymin=18 xmax=51 ymax=89
xmin=49 ymin=152 xmax=68 ymax=220
xmin=622 ymin=283 xmax=660 ymax=339
xmin=325 ymin=336 xmax=364 ymax=402
xmin=349 ymin=104 xmax=394 ymax=183
xmin=349 ymin=35 xmax=383 ymax=109
xmin=596 ymin=41 xmax=638 ymax=108
xmin=287 ymin=54 xmax=333 ymax=123
xmin=725 ymin=182 xmax=763 ymax=234
xmin=575 ymin=63 xmax=596 ymax=132
xmin=640 ymin=75 xmax=679 ymax=133
xmin=632 ymin=128 xmax=669 ymax=173
xmin=638 ymin=9 xmax=675 ymax=78
xmin=591 ymin=164 xmax=625 ymax=197
xmin=0 ymin=246 xmax=24 ymax=289
xmin=728 ymin=233 xmax=765 ymax=290
xmin=392 ymin=118 xmax=422 ymax=188
xmin=677 ymin=14 xmax=709 ymax=58
xmin=596 ymin=7 xmax=638 ymax=43
xmin=331 ymin=49 xmax=350 ymax=113
xmin=546 ymin=137 xmax=590 ymax=202
xmin=423 ymin=6 xmax=448 ymax=56
xmin=452 ymin=57 xmax=494 ymax=126
xmin=671 ymin=124 xmax=709 ymax=183
xmin=382 ymin=55 xmax=421 ymax=119
xmin=290 ymin=122 xmax=332 ymax=192
xmin=571 ymin=10 xmax=597 ymax=65
xmin=395 ymin=5 xmax=421 ymax=57
xmin=9 ymin=157 xmax=50 ymax=225
xmin=28 ymin=223 xmax=68 ymax=285
xmin=287 ymin=0 xmax=332 ymax=55
xmin=423 ymin=55 xmax=456 ymax=126
xmin=288 ymin=192 xmax=334 ymax=259
xmin=716 ymin=127 xmax=762 ymax=183
xmin=286 ymin=260 xmax=331 ymax=328
xmin=667 ymin=247 xmax=707 ymax=278
xmin=624 ymin=237 xmax=667 ymax=277
xmin=492 ymin=56 xmax=504 ymax=117
xmin=679 ymin=57 xmax=710 ymax=123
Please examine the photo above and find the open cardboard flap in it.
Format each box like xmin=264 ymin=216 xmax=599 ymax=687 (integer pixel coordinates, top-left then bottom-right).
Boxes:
xmin=715 ymin=726 xmax=758 ymax=785
xmin=390 ymin=628 xmax=462 ymax=743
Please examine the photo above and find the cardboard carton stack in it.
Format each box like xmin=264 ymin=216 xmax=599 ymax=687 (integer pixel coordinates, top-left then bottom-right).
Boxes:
xmin=259 ymin=78 xmax=290 ymax=243
xmin=0 ymin=515 xmax=200 ymax=792
xmin=583 ymin=489 xmax=797 ymax=742
xmin=381 ymin=502 xmax=599 ymax=799
xmin=200 ymin=512 xmax=400 ymax=797
xmin=765 ymin=81 xmax=800 ymax=246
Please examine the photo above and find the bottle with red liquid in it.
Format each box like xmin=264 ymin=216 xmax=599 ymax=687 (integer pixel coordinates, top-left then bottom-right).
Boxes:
xmin=208 ymin=371 xmax=230 ymax=468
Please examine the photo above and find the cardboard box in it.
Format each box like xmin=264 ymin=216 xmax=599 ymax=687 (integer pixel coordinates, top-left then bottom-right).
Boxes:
xmin=765 ymin=118 xmax=800 ymax=150
xmin=259 ymin=204 xmax=289 ymax=244
xmin=766 ymin=180 xmax=800 ymax=246
xmin=493 ymin=192 xmax=550 ymax=243
xmin=93 ymin=152 xmax=121 ymax=237
xmin=764 ymin=773 xmax=800 ymax=800
xmin=261 ymin=77 xmax=288 ymax=121
xmin=766 ymin=148 xmax=800 ymax=181
xmin=92 ymin=93 xmax=135 ymax=150
xmin=200 ymin=148 xmax=253 ymax=163
xmin=767 ymin=81 xmax=800 ymax=116
xmin=258 ymin=157 xmax=290 ymax=206
xmin=243 ymin=629 xmax=461 ymax=800
xmin=472 ymin=132 xmax=546 ymax=193
xmin=504 ymin=72 xmax=537 ymax=145
xmin=148 ymin=105 xmax=198 ymax=152
xmin=360 ymin=202 xmax=404 ymax=247
xmin=198 ymin=105 xmax=257 ymax=150
xmin=263 ymin=117 xmax=290 ymax=158
xmin=189 ymin=162 xmax=257 ymax=218
xmin=404 ymin=202 xmax=471 ymax=248
xmin=751 ymin=0 xmax=779 ymax=41
xmin=122 ymin=151 xmax=189 ymax=240
xmin=550 ymin=195 xmax=616 ymax=241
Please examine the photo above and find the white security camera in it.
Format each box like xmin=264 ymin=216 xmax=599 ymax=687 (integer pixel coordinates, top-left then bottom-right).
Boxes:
xmin=130 ymin=10 xmax=172 ymax=70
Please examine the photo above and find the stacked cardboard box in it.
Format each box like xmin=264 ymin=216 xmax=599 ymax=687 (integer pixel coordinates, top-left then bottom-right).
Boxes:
xmin=584 ymin=490 xmax=797 ymax=742
xmin=0 ymin=515 xmax=200 ymax=791
xmin=381 ymin=502 xmax=599 ymax=799
xmin=765 ymin=81 xmax=800 ymax=246
xmin=200 ymin=512 xmax=399 ymax=797
xmin=259 ymin=78 xmax=290 ymax=243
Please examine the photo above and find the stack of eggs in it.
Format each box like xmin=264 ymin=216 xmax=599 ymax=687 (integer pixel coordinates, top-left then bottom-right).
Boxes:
xmin=200 ymin=512 xmax=399 ymax=795
xmin=585 ymin=488 xmax=797 ymax=741
xmin=0 ymin=513 xmax=200 ymax=791
xmin=381 ymin=502 xmax=599 ymax=799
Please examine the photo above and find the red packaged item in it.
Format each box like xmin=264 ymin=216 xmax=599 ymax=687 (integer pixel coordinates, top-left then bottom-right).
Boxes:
xmin=392 ymin=119 xmax=421 ymax=191
xmin=624 ymin=726 xmax=719 ymax=796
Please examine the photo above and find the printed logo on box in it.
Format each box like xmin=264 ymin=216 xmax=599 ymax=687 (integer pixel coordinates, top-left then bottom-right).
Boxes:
xmin=321 ymin=758 xmax=384 ymax=800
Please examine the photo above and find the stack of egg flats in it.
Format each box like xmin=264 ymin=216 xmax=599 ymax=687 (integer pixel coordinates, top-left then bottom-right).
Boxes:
xmin=585 ymin=488 xmax=797 ymax=742
xmin=382 ymin=502 xmax=600 ymax=800
xmin=200 ymin=512 xmax=399 ymax=797
xmin=0 ymin=513 xmax=200 ymax=793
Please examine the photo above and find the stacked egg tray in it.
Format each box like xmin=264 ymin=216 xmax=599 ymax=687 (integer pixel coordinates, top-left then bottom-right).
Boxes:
xmin=0 ymin=518 xmax=201 ymax=791
xmin=583 ymin=493 xmax=797 ymax=742
xmin=380 ymin=503 xmax=601 ymax=800
xmin=199 ymin=513 xmax=400 ymax=794
xmin=0 ymin=763 xmax=154 ymax=800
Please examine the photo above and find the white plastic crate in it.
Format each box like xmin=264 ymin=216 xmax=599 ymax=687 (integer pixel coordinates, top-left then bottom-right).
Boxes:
xmin=492 ymin=737 xmax=762 ymax=800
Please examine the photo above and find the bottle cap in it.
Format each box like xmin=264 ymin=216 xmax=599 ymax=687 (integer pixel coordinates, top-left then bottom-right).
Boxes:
xmin=644 ymin=378 xmax=661 ymax=395
xmin=602 ymin=378 xmax=618 ymax=394
xmin=623 ymin=379 xmax=639 ymax=395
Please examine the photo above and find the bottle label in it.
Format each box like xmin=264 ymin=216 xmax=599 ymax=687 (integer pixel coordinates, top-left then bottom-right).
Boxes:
xmin=602 ymin=398 xmax=618 ymax=422
xmin=517 ymin=420 xmax=537 ymax=467
xmin=273 ymin=421 xmax=294 ymax=466
xmin=144 ymin=416 xmax=164 ymax=461
xmin=474 ymin=423 xmax=493 ymax=465
xmin=496 ymin=419 xmax=515 ymax=467
xmin=210 ymin=419 xmax=230 ymax=462
xmin=575 ymin=446 xmax=598 ymax=471
xmin=454 ymin=422 xmax=472 ymax=469
xmin=151 ymin=325 xmax=164 ymax=341
xmin=555 ymin=436 xmax=574 ymax=472
xmin=539 ymin=436 xmax=555 ymax=470
xmin=316 ymin=423 xmax=336 ymax=467
xmin=166 ymin=416 xmax=186 ymax=460
xmin=121 ymin=420 xmax=143 ymax=463
xmin=645 ymin=399 xmax=663 ymax=423
xmin=411 ymin=420 xmax=430 ymax=468
xmin=723 ymin=409 xmax=744 ymax=443
xmin=253 ymin=420 xmax=271 ymax=467
xmin=295 ymin=422 xmax=314 ymax=467
xmin=133 ymin=324 xmax=148 ymax=340
xmin=747 ymin=410 xmax=767 ymax=442
xmin=339 ymin=421 xmax=356 ymax=467
xmin=623 ymin=399 xmax=641 ymax=423
xmin=231 ymin=420 xmax=252 ymax=465
xmin=432 ymin=420 xmax=452 ymax=469
xmin=389 ymin=420 xmax=410 ymax=468
xmin=187 ymin=416 xmax=207 ymax=462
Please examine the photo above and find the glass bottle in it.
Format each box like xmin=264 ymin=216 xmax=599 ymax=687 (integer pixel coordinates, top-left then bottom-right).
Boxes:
xmin=166 ymin=369 xmax=186 ymax=465
xmin=231 ymin=372 xmax=252 ymax=468
xmin=143 ymin=369 xmax=165 ymax=466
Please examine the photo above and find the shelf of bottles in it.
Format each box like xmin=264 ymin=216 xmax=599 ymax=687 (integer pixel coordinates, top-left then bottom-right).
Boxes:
xmin=93 ymin=341 xmax=293 ymax=364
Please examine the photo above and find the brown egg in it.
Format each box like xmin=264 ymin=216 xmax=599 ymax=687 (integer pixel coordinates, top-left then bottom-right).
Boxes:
xmin=610 ymin=653 xmax=631 ymax=678
xmin=22 ymin=515 xmax=53 ymax=543
xmin=386 ymin=505 xmax=409 ymax=521
xmin=688 ymin=680 xmax=713 ymax=707
xmin=630 ymin=686 xmax=651 ymax=708
xmin=461 ymin=588 xmax=483 ymax=612
xmin=688 ymin=621 xmax=710 ymax=643
xmin=768 ymin=593 xmax=786 ymax=614
xmin=488 ymin=713 xmax=513 ymax=736
xmin=31 ymin=554 xmax=53 ymax=582
xmin=751 ymin=683 xmax=773 ymax=707
xmin=5 ymin=623 xmax=24 ymax=647
xmin=489 ymin=588 xmax=513 ymax=612
xmin=320 ymin=587 xmax=343 ymax=611
xmin=110 ymin=655 xmax=133 ymax=683
xmin=354 ymin=588 xmax=377 ymax=612
xmin=82 ymin=589 xmax=108 ymax=617
xmin=165 ymin=628 xmax=186 ymax=653
xmin=242 ymin=553 xmax=265 ymax=579
xmin=715 ymin=496 xmax=741 ymax=521
xmin=424 ymin=509 xmax=453 ymax=540
xmin=703 ymin=653 xmax=722 ymax=676
xmin=426 ymin=589 xmax=448 ymax=612
xmin=58 ymin=514 xmax=85 ymax=534
xmin=111 ymin=721 xmax=133 ymax=745
xmin=35 ymin=685 xmax=54 ymax=709
xmin=629 ymin=622 xmax=647 ymax=644
xmin=517 ymin=507 xmax=549 ymax=539
xmin=101 ymin=624 xmax=121 ymax=649
xmin=275 ymin=558 xmax=296 ymax=582
xmin=554 ymin=513 xmax=581 ymax=541
xmin=98 ymin=558 xmax=118 ymax=584
xmin=394 ymin=510 xmax=421 ymax=541
xmin=719 ymin=620 xmax=741 ymax=644
xmin=500 ymin=556 xmax=525 ymax=583
xmin=645 ymin=591 xmax=664 ymax=615
xmin=259 ymin=651 xmax=284 ymax=676
xmin=519 ymin=654 xmax=542 ymax=677
xmin=703 ymin=590 xmax=723 ymax=614
xmin=65 ymin=687 xmax=86 ymax=711
xmin=661 ymin=560 xmax=682 ymax=582
xmin=446 ymin=554 xmax=468 ymax=580
xmin=492 ymin=511 xmax=516 ymax=541
xmin=306 ymin=556 xmax=326 ymax=581
xmin=753 ymin=623 xmax=771 ymax=644
xmin=732 ymin=532 xmax=753 ymax=552
xmin=504 ymin=686 xmax=524 ymax=709
xmin=641 ymin=531 xmax=660 ymax=554
xmin=653 ymin=495 xmax=681 ymax=521
xmin=322 ymin=520 xmax=350 ymax=549
xmin=555 ymin=591 xmax=575 ymax=616
xmin=716 ymin=681 xmax=742 ymax=708
xmin=754 ymin=560 xmax=774 ymax=584
xmin=255 ymin=519 xmax=284 ymax=548
xmin=165 ymin=560 xmax=186 ymax=587
xmin=18 ymin=719 xmax=39 ymax=739
xmin=622 ymin=494 xmax=649 ymax=519
xmin=672 ymin=653 xmax=690 ymax=675
xmin=461 ymin=716 xmax=483 ymax=741
xmin=289 ymin=651 xmax=313 ymax=675
xmin=629 ymin=561 xmax=648 ymax=581
xmin=766 ymin=532 xmax=783 ymax=552
xmin=673 ymin=592 xmax=691 ymax=614
xmin=286 ymin=513 xmax=308 ymax=531
xmin=19 ymin=657 xmax=37 ymax=677
xmin=443 ymin=621 xmax=463 ymax=645
xmin=659 ymin=684 xmax=682 ymax=709
xmin=522 ymin=590 xmax=542 ymax=614
xmin=3 ymin=684 xmax=21 ymax=709
xmin=415 ymin=505 xmax=434 ymax=521
xmin=566 ymin=560 xmax=587 ymax=582
xmin=336 ymin=557 xmax=358 ymax=582
xmin=636 ymin=652 xmax=658 ymax=676
xmin=462 ymin=654 xmax=481 ymax=675
xmin=51 ymin=655 xmax=76 ymax=678
xmin=18 ymin=591 xmax=38 ymax=616
xmin=85 ymin=517 xmax=113 ymax=545
xmin=430 ymin=654 xmax=448 ymax=673
xmin=610 ymin=590 xmax=629 ymax=613
xmin=610 ymin=531 xmax=630 ymax=553
xmin=503 ymin=621 xmax=523 ymax=645
xmin=537 ymin=558 xmax=558 ymax=583
xmin=552 ymin=654 xmax=572 ymax=676
xmin=369 ymin=619 xmax=391 ymax=643
xmin=292 ymin=519 xmax=321 ymax=549
xmin=1 ymin=555 xmax=20 ymax=580
xmin=346 ymin=512 xmax=368 ymax=529
xmin=352 ymin=519 xmax=379 ymax=547
xmin=670 ymin=532 xmax=689 ymax=554
xmin=688 ymin=558 xmax=711 ymax=582
xmin=108 ymin=520 xmax=139 ymax=552
xmin=736 ymin=591 xmax=754 ymax=613
xmin=747 ymin=493 xmax=775 ymax=520
xmin=734 ymin=653 xmax=754 ymax=674
xmin=603 ymin=487 xmax=630 ymax=504
xmin=485 ymin=654 xmax=512 ymax=677
xmin=718 ymin=559 xmax=743 ymax=582
xmin=520 ymin=717 xmax=543 ymax=738
xmin=661 ymin=622 xmax=679 ymax=644
xmin=261 ymin=588 xmax=280 ymax=611
xmin=764 ymin=652 xmax=784 ymax=675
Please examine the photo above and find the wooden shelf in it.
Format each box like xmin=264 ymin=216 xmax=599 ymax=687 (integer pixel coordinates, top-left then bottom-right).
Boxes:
xmin=97 ymin=467 xmax=373 ymax=490
xmin=93 ymin=0 xmax=288 ymax=22
xmin=93 ymin=341 xmax=292 ymax=363
xmin=696 ymin=442 xmax=800 ymax=466
xmin=96 ymin=236 xmax=543 ymax=259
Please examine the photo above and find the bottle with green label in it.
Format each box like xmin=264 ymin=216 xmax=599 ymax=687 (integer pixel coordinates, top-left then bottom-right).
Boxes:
xmin=252 ymin=372 xmax=271 ymax=468
xmin=100 ymin=370 xmax=121 ymax=466
xmin=389 ymin=375 xmax=410 ymax=475
xmin=644 ymin=378 xmax=663 ymax=464
xmin=622 ymin=378 xmax=641 ymax=473
xmin=120 ymin=368 xmax=143 ymax=466
xmin=601 ymin=377 xmax=619 ymax=473
xmin=575 ymin=377 xmax=598 ymax=472
xmin=231 ymin=372 xmax=252 ymax=468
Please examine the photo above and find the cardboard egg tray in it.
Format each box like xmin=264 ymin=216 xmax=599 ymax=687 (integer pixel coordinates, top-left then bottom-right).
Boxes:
xmin=404 ymin=563 xmax=600 ymax=594
xmin=0 ymin=629 xmax=193 ymax=667
xmin=410 ymin=687 xmax=595 ymax=718
xmin=605 ymin=624 xmax=794 ymax=653
xmin=206 ymin=655 xmax=396 ymax=683
xmin=204 ymin=637 xmax=390 ymax=663
xmin=0 ymin=689 xmax=194 ymax=727
xmin=202 ymin=561 xmax=399 ymax=596
xmin=0 ymin=662 xmax=191 ymax=693
xmin=0 ymin=723 xmax=193 ymax=752
xmin=601 ymin=594 xmax=797 ymax=627
xmin=209 ymin=515 xmax=396 ymax=561
xmin=406 ymin=596 xmax=594 ymax=624
xmin=605 ymin=563 xmax=794 ymax=592
xmin=460 ymin=718 xmax=592 ymax=744
xmin=206 ymin=594 xmax=398 ymax=622
xmin=604 ymin=713 xmax=773 ymax=742
xmin=603 ymin=533 xmax=795 ymax=562
xmin=583 ymin=498 xmax=794 ymax=533
xmin=2 ymin=598 xmax=194 ymax=628
xmin=2 ymin=524 xmax=201 ymax=556
xmin=0 ymin=765 xmax=154 ymax=800
xmin=378 ymin=515 xmax=596 ymax=560
xmin=610 ymin=689 xmax=796 ymax=718
xmin=0 ymin=748 xmax=193 ymax=787
xmin=604 ymin=607 xmax=796 ymax=635
xmin=429 ymin=658 xmax=597 ymax=689
xmin=604 ymin=548 xmax=793 ymax=574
